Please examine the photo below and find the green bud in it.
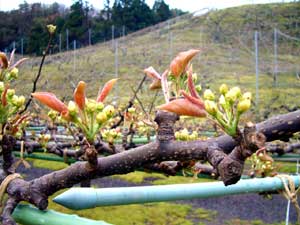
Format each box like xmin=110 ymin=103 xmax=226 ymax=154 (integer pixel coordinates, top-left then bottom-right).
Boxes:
xmin=86 ymin=100 xmax=97 ymax=113
xmin=96 ymin=102 xmax=104 ymax=112
xmin=237 ymin=99 xmax=251 ymax=114
xmin=225 ymin=88 xmax=240 ymax=104
xmin=111 ymin=130 xmax=117 ymax=138
xmin=17 ymin=95 xmax=25 ymax=107
xmin=195 ymin=84 xmax=202 ymax=93
xmin=68 ymin=101 xmax=78 ymax=116
xmin=231 ymin=87 xmax=241 ymax=98
xmin=204 ymin=100 xmax=218 ymax=116
xmin=11 ymin=95 xmax=19 ymax=105
xmin=47 ymin=24 xmax=56 ymax=34
xmin=128 ymin=107 xmax=136 ymax=114
xmin=182 ymin=128 xmax=189 ymax=138
xmin=9 ymin=68 xmax=18 ymax=79
xmin=48 ymin=110 xmax=58 ymax=120
xmin=7 ymin=89 xmax=15 ymax=98
xmin=242 ymin=92 xmax=252 ymax=101
xmin=219 ymin=84 xmax=229 ymax=95
xmin=203 ymin=89 xmax=215 ymax=100
xmin=219 ymin=95 xmax=226 ymax=107
xmin=103 ymin=105 xmax=115 ymax=117
xmin=96 ymin=112 xmax=107 ymax=124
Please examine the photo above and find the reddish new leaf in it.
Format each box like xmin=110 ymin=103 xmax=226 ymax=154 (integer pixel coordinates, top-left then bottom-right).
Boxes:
xmin=144 ymin=66 xmax=161 ymax=80
xmin=161 ymin=70 xmax=170 ymax=103
xmin=74 ymin=81 xmax=86 ymax=110
xmin=170 ymin=49 xmax=200 ymax=77
xmin=180 ymin=90 xmax=204 ymax=109
xmin=1 ymin=85 xmax=9 ymax=106
xmin=97 ymin=78 xmax=118 ymax=102
xmin=187 ymin=67 xmax=199 ymax=98
xmin=0 ymin=52 xmax=8 ymax=69
xmin=150 ymin=79 xmax=161 ymax=90
xmin=144 ymin=67 xmax=162 ymax=90
xmin=157 ymin=98 xmax=206 ymax=117
xmin=32 ymin=92 xmax=67 ymax=113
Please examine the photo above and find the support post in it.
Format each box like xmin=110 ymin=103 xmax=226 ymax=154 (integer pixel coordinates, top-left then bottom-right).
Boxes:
xmin=254 ymin=31 xmax=259 ymax=111
xmin=114 ymin=40 xmax=118 ymax=102
xmin=21 ymin=38 xmax=24 ymax=56
xmin=88 ymin=28 xmax=92 ymax=46
xmin=273 ymin=28 xmax=278 ymax=87
xmin=111 ymin=25 xmax=115 ymax=49
xmin=73 ymin=40 xmax=76 ymax=75
xmin=66 ymin=29 xmax=69 ymax=51
xmin=59 ymin=33 xmax=62 ymax=52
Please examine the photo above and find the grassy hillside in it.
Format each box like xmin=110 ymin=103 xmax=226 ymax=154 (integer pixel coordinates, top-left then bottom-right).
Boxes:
xmin=16 ymin=2 xmax=300 ymax=121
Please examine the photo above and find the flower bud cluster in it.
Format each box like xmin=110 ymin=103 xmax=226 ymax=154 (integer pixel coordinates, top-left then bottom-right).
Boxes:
xmin=0 ymin=84 xmax=26 ymax=124
xmin=250 ymin=151 xmax=276 ymax=177
xmin=136 ymin=121 xmax=154 ymax=137
xmin=203 ymin=84 xmax=252 ymax=137
xmin=101 ymin=128 xmax=121 ymax=143
xmin=39 ymin=133 xmax=51 ymax=152
xmin=175 ymin=128 xmax=198 ymax=141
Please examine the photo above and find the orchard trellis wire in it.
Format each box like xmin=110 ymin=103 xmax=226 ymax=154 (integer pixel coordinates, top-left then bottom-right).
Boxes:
xmin=3 ymin=6 xmax=300 ymax=121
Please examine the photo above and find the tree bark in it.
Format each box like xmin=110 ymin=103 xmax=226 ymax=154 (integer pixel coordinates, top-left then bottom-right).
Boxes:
xmin=1 ymin=109 xmax=300 ymax=224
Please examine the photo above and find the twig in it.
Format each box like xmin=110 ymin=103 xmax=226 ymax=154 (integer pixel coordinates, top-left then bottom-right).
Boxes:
xmin=130 ymin=86 xmax=147 ymax=116
xmin=111 ymin=75 xmax=147 ymax=128
xmin=148 ymin=89 xmax=159 ymax=114
xmin=19 ymin=33 xmax=54 ymax=114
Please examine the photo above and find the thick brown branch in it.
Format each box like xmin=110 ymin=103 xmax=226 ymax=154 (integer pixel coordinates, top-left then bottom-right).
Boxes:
xmin=0 ymin=109 xmax=300 ymax=224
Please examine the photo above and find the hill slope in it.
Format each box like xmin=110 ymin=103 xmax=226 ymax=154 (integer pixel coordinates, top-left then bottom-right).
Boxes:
xmin=17 ymin=2 xmax=300 ymax=119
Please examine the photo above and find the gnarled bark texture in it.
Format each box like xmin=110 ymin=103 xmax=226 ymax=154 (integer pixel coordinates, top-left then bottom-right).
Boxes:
xmin=0 ymin=109 xmax=300 ymax=224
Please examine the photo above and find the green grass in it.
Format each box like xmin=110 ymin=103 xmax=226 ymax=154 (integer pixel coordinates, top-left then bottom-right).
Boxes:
xmin=16 ymin=2 xmax=300 ymax=123
xmin=26 ymin=157 xmax=68 ymax=170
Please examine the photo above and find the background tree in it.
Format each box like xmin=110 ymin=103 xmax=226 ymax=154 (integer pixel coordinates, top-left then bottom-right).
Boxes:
xmin=152 ymin=0 xmax=171 ymax=23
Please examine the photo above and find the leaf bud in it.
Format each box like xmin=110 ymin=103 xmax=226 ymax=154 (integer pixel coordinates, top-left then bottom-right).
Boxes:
xmin=219 ymin=84 xmax=229 ymax=95
xmin=225 ymin=87 xmax=241 ymax=104
xmin=68 ymin=101 xmax=78 ymax=116
xmin=47 ymin=24 xmax=56 ymax=34
xmin=86 ymin=100 xmax=97 ymax=113
xmin=96 ymin=102 xmax=104 ymax=112
xmin=96 ymin=112 xmax=107 ymax=124
xmin=128 ymin=107 xmax=136 ymax=114
xmin=7 ymin=89 xmax=15 ymax=98
xmin=8 ymin=68 xmax=19 ymax=80
xmin=242 ymin=92 xmax=252 ymax=101
xmin=204 ymin=100 xmax=218 ymax=116
xmin=17 ymin=95 xmax=25 ymax=107
xmin=203 ymin=89 xmax=215 ymax=100
xmin=195 ymin=84 xmax=202 ymax=93
xmin=219 ymin=95 xmax=226 ymax=107
xmin=237 ymin=99 xmax=251 ymax=114
xmin=48 ymin=110 xmax=58 ymax=120
xmin=103 ymin=105 xmax=115 ymax=118
xmin=11 ymin=95 xmax=19 ymax=105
